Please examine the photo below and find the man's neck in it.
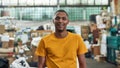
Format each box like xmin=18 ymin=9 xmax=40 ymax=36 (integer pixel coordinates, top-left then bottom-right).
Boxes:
xmin=54 ymin=31 xmax=68 ymax=38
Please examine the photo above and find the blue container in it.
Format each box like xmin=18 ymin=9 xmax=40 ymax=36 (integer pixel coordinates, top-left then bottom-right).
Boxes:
xmin=118 ymin=36 xmax=120 ymax=45
xmin=107 ymin=47 xmax=117 ymax=64
xmin=107 ymin=36 xmax=120 ymax=64
xmin=107 ymin=36 xmax=120 ymax=49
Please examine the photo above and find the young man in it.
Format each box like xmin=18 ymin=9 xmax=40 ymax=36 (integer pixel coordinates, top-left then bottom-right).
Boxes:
xmin=35 ymin=9 xmax=88 ymax=68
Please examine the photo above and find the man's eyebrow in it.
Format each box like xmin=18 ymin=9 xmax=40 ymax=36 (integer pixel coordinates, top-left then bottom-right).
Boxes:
xmin=56 ymin=16 xmax=67 ymax=17
xmin=56 ymin=16 xmax=65 ymax=17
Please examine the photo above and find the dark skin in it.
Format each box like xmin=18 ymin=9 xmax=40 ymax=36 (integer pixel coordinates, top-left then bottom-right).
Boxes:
xmin=38 ymin=11 xmax=87 ymax=68
xmin=53 ymin=11 xmax=69 ymax=38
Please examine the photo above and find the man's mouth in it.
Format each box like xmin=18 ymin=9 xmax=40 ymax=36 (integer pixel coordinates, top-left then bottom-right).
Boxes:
xmin=57 ymin=24 xmax=64 ymax=28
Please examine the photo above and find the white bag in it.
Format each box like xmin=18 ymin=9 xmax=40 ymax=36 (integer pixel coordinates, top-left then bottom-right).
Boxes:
xmin=10 ymin=57 xmax=30 ymax=68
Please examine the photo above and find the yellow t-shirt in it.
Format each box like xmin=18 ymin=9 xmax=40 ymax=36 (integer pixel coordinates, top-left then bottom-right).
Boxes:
xmin=35 ymin=32 xmax=87 ymax=68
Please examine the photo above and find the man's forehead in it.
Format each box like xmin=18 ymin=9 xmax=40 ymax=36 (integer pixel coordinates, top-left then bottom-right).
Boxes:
xmin=55 ymin=12 xmax=67 ymax=16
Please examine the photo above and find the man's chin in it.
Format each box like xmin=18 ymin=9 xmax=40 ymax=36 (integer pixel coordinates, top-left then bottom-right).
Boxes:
xmin=58 ymin=29 xmax=64 ymax=32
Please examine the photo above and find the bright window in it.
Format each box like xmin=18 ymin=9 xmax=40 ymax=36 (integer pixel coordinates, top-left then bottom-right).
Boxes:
xmin=2 ymin=0 xmax=10 ymax=6
xmin=26 ymin=0 xmax=34 ymax=5
xmin=95 ymin=0 xmax=101 ymax=5
xmin=60 ymin=0 xmax=65 ymax=5
xmin=9 ymin=0 xmax=18 ymax=6
xmin=67 ymin=0 xmax=80 ymax=5
xmin=81 ymin=0 xmax=88 ymax=5
xmin=101 ymin=0 xmax=108 ymax=5
xmin=49 ymin=0 xmax=57 ymax=5
xmin=34 ymin=0 xmax=57 ymax=5
xmin=88 ymin=0 xmax=94 ymax=5
xmin=19 ymin=0 xmax=27 ymax=6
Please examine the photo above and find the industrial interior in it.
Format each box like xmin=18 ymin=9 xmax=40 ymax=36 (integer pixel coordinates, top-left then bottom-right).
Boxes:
xmin=0 ymin=0 xmax=120 ymax=68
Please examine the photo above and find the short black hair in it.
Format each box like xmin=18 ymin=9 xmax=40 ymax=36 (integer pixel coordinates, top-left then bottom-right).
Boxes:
xmin=54 ymin=9 xmax=68 ymax=16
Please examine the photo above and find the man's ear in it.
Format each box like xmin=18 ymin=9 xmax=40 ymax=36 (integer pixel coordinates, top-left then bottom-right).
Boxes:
xmin=67 ymin=19 xmax=69 ymax=24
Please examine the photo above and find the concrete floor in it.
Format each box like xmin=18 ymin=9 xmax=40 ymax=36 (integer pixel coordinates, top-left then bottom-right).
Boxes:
xmin=86 ymin=58 xmax=117 ymax=68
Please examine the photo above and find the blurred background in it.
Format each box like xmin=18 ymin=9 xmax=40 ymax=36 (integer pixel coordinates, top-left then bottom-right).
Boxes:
xmin=0 ymin=0 xmax=120 ymax=68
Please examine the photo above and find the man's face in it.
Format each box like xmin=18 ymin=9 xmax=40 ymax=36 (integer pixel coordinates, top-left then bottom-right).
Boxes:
xmin=53 ymin=12 xmax=69 ymax=32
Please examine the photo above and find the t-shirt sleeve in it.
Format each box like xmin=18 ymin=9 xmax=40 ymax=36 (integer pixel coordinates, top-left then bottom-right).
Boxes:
xmin=77 ymin=35 xmax=88 ymax=55
xmin=35 ymin=39 xmax=46 ymax=57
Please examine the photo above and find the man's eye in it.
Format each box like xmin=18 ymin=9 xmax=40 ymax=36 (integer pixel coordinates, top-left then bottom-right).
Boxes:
xmin=55 ymin=17 xmax=67 ymax=20
xmin=55 ymin=17 xmax=60 ymax=20
xmin=62 ymin=17 xmax=67 ymax=20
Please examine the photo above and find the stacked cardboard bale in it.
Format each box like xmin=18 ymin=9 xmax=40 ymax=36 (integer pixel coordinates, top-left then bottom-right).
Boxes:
xmin=0 ymin=30 xmax=15 ymax=64
xmin=0 ymin=25 xmax=5 ymax=34
xmin=81 ymin=25 xmax=90 ymax=40
xmin=0 ymin=48 xmax=15 ymax=64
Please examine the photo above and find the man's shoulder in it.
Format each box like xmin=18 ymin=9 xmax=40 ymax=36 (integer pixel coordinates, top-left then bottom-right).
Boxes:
xmin=68 ymin=32 xmax=80 ymax=37
xmin=68 ymin=32 xmax=83 ymax=40
xmin=42 ymin=33 xmax=54 ymax=39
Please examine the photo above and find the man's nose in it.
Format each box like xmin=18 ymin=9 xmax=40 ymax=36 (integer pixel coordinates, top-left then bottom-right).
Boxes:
xmin=58 ymin=18 xmax=63 ymax=23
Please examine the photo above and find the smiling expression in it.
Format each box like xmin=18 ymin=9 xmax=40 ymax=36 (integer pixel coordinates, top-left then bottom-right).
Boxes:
xmin=53 ymin=12 xmax=69 ymax=32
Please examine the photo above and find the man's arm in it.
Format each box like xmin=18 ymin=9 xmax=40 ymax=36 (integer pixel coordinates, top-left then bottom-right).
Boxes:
xmin=38 ymin=56 xmax=46 ymax=68
xmin=77 ymin=54 xmax=87 ymax=68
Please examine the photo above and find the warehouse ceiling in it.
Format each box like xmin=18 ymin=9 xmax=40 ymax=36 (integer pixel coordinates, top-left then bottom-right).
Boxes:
xmin=0 ymin=0 xmax=109 ymax=7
